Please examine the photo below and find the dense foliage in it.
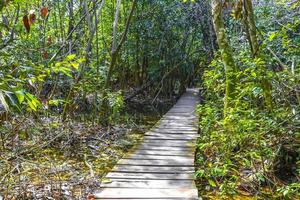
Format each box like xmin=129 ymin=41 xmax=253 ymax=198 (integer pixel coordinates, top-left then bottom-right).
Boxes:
xmin=195 ymin=0 xmax=300 ymax=199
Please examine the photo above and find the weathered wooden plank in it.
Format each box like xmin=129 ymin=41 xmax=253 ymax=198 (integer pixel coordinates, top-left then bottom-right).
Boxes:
xmin=158 ymin=121 xmax=196 ymax=125
xmin=100 ymin=179 xmax=195 ymax=189
xmin=148 ymin=130 xmax=197 ymax=134
xmin=163 ymin=114 xmax=196 ymax=117
xmin=137 ymin=145 xmax=193 ymax=151
xmin=94 ymin=188 xmax=198 ymax=199
xmin=132 ymin=149 xmax=193 ymax=156
xmin=146 ymin=130 xmax=198 ymax=134
xmin=113 ymin=165 xmax=194 ymax=173
xmin=106 ymin=172 xmax=194 ymax=180
xmin=144 ymin=135 xmax=198 ymax=140
xmin=159 ymin=117 xmax=195 ymax=120
xmin=153 ymin=126 xmax=197 ymax=129
xmin=157 ymin=121 xmax=195 ymax=125
xmin=140 ymin=143 xmax=193 ymax=148
xmin=152 ymin=126 xmax=197 ymax=129
xmin=143 ymin=138 xmax=195 ymax=143
xmin=145 ymin=132 xmax=198 ymax=137
xmin=119 ymin=159 xmax=194 ymax=166
xmin=141 ymin=141 xmax=195 ymax=147
xmin=124 ymin=154 xmax=194 ymax=161
xmin=157 ymin=121 xmax=196 ymax=125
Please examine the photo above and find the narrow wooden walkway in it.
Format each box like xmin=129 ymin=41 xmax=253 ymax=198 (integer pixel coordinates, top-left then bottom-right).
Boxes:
xmin=95 ymin=88 xmax=199 ymax=200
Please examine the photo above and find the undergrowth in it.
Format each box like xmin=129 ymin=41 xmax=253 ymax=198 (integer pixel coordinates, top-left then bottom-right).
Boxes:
xmin=195 ymin=53 xmax=300 ymax=199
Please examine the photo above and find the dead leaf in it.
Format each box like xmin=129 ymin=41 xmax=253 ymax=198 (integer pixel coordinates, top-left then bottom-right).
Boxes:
xmin=87 ymin=194 xmax=95 ymax=200
xmin=23 ymin=15 xmax=30 ymax=33
xmin=42 ymin=51 xmax=49 ymax=59
xmin=41 ymin=7 xmax=49 ymax=18
xmin=29 ymin=13 xmax=36 ymax=24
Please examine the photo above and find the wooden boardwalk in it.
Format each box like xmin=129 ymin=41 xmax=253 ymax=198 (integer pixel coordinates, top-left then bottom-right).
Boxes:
xmin=95 ymin=89 xmax=199 ymax=200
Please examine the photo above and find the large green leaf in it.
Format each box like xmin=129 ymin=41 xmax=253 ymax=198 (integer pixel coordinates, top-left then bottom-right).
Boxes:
xmin=0 ymin=91 xmax=9 ymax=111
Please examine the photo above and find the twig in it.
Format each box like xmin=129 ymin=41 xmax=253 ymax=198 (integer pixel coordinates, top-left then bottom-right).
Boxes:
xmin=267 ymin=47 xmax=288 ymax=69
xmin=84 ymin=154 xmax=95 ymax=178
xmin=48 ymin=0 xmax=103 ymax=64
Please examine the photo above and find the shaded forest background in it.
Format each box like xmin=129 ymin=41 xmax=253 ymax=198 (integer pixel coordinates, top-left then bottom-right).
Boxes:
xmin=0 ymin=0 xmax=299 ymax=199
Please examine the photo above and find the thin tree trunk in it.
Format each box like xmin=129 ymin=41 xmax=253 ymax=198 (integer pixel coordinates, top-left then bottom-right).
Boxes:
xmin=212 ymin=0 xmax=237 ymax=117
xmin=105 ymin=0 xmax=137 ymax=88
xmin=68 ymin=0 xmax=74 ymax=54
xmin=101 ymin=0 xmax=137 ymax=126
xmin=244 ymin=0 xmax=273 ymax=111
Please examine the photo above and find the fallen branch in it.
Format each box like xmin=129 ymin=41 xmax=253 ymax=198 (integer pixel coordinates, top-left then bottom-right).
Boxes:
xmin=124 ymin=80 xmax=156 ymax=101
xmin=267 ymin=47 xmax=287 ymax=69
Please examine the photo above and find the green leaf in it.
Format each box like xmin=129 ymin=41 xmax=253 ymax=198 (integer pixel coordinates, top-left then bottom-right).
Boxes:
xmin=195 ymin=169 xmax=205 ymax=178
xmin=71 ymin=62 xmax=79 ymax=69
xmin=25 ymin=92 xmax=40 ymax=111
xmin=0 ymin=91 xmax=9 ymax=111
xmin=15 ymin=90 xmax=25 ymax=104
xmin=208 ymin=179 xmax=217 ymax=187
xmin=268 ymin=32 xmax=277 ymax=41
xmin=49 ymin=99 xmax=60 ymax=106
xmin=66 ymin=54 xmax=76 ymax=61
xmin=283 ymin=190 xmax=289 ymax=196
xmin=6 ymin=93 xmax=18 ymax=107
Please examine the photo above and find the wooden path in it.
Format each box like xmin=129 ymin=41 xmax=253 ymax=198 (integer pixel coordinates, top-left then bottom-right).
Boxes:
xmin=95 ymin=89 xmax=199 ymax=200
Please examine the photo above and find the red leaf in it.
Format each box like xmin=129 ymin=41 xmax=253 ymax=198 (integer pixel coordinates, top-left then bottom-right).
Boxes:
xmin=29 ymin=13 xmax=36 ymax=24
xmin=40 ymin=7 xmax=49 ymax=18
xmin=22 ymin=15 xmax=30 ymax=33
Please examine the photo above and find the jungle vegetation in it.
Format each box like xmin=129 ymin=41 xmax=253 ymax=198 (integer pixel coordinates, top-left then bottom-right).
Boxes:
xmin=0 ymin=0 xmax=299 ymax=199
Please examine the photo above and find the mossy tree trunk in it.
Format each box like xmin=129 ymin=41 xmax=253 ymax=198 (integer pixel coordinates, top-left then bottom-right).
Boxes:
xmin=211 ymin=0 xmax=237 ymax=117
xmin=243 ymin=0 xmax=273 ymax=111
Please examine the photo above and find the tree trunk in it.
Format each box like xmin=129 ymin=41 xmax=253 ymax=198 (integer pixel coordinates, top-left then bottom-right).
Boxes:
xmin=211 ymin=0 xmax=237 ymax=117
xmin=101 ymin=0 xmax=137 ymax=126
xmin=243 ymin=0 xmax=273 ymax=111
xmin=68 ymin=0 xmax=74 ymax=54
xmin=105 ymin=0 xmax=137 ymax=88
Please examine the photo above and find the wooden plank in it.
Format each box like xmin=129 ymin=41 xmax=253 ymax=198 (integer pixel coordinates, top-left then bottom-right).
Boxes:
xmin=141 ymin=141 xmax=195 ymax=147
xmin=119 ymin=159 xmax=194 ymax=166
xmin=146 ymin=130 xmax=198 ymax=134
xmin=145 ymin=132 xmax=198 ymax=137
xmin=140 ymin=143 xmax=193 ymax=148
xmin=100 ymin=179 xmax=195 ymax=189
xmin=144 ymin=135 xmax=197 ymax=140
xmin=163 ymin=114 xmax=196 ymax=117
xmin=144 ymin=138 xmax=194 ymax=143
xmin=155 ymin=126 xmax=196 ymax=130
xmin=150 ymin=128 xmax=198 ymax=133
xmin=113 ymin=165 xmax=194 ymax=173
xmin=152 ymin=126 xmax=197 ymax=129
xmin=137 ymin=145 xmax=193 ymax=151
xmin=106 ymin=172 xmax=194 ymax=180
xmin=162 ymin=117 xmax=196 ymax=120
xmin=94 ymin=188 xmax=198 ymax=199
xmin=132 ymin=149 xmax=193 ymax=156
xmin=124 ymin=154 xmax=194 ymax=161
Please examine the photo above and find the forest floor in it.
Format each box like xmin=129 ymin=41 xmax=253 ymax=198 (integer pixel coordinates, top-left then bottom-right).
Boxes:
xmin=0 ymin=95 xmax=176 ymax=200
